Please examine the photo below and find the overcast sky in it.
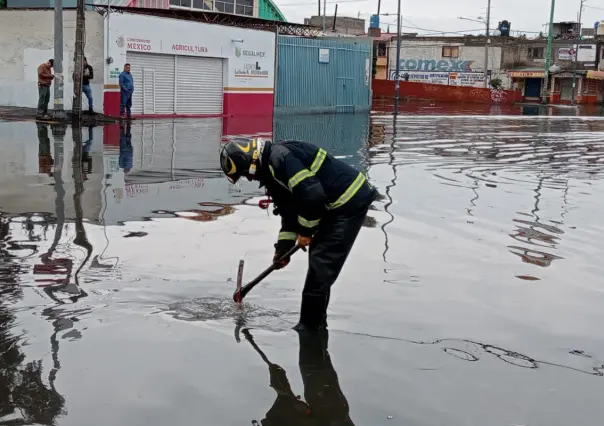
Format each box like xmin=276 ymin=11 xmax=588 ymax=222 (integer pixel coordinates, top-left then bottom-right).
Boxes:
xmin=275 ymin=0 xmax=603 ymax=36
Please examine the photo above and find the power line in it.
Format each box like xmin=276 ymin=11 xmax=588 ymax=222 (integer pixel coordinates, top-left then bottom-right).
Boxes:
xmin=584 ymin=4 xmax=604 ymax=11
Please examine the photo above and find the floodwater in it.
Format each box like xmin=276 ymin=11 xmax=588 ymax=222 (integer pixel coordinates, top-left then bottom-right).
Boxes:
xmin=1 ymin=104 xmax=604 ymax=426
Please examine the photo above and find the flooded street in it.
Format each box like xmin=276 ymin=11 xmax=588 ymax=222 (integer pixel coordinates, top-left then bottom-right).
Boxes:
xmin=2 ymin=107 xmax=604 ymax=426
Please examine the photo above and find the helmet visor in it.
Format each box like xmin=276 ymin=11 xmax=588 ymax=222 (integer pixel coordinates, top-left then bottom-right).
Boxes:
xmin=220 ymin=145 xmax=241 ymax=184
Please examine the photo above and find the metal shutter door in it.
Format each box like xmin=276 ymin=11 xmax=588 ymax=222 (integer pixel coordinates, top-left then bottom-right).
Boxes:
xmin=176 ymin=56 xmax=223 ymax=115
xmin=126 ymin=52 xmax=175 ymax=115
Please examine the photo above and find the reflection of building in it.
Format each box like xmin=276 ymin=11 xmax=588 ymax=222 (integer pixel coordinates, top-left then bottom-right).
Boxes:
xmin=100 ymin=119 xmax=261 ymax=225
xmin=273 ymin=113 xmax=370 ymax=172
xmin=0 ymin=123 xmax=104 ymax=222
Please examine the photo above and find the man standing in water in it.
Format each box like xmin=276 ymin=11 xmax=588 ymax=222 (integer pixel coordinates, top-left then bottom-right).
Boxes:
xmin=219 ymin=138 xmax=378 ymax=331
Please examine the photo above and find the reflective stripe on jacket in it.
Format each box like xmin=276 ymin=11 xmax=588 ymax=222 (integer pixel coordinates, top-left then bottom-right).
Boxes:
xmin=260 ymin=140 xmax=378 ymax=242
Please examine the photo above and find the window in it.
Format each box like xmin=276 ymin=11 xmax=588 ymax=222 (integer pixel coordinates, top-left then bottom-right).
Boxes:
xmin=214 ymin=0 xmax=234 ymax=13
xmin=377 ymin=43 xmax=387 ymax=57
xmin=442 ymin=46 xmax=459 ymax=58
xmin=528 ymin=47 xmax=544 ymax=59
xmin=235 ymin=0 xmax=254 ymax=16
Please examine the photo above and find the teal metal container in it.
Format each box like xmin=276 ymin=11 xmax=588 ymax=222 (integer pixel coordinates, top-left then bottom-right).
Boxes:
xmin=275 ymin=35 xmax=373 ymax=114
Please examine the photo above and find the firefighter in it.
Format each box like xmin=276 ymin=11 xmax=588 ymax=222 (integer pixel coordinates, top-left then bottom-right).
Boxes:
xmin=219 ymin=138 xmax=378 ymax=331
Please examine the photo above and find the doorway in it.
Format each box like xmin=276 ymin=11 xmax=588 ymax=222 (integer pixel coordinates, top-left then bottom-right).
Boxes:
xmin=524 ymin=78 xmax=542 ymax=99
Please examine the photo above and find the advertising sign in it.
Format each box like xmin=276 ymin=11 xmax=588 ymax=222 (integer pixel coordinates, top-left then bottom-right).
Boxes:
xmin=389 ymin=70 xmax=488 ymax=87
xmin=449 ymin=72 xmax=488 ymax=87
xmin=398 ymin=58 xmax=474 ymax=72
xmin=558 ymin=47 xmax=576 ymax=61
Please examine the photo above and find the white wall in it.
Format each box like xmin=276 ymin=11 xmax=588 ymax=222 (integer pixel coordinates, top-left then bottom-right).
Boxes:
xmin=0 ymin=10 xmax=104 ymax=110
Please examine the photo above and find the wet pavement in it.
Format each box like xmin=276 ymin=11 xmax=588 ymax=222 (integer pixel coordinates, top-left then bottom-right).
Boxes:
xmin=2 ymin=104 xmax=604 ymax=426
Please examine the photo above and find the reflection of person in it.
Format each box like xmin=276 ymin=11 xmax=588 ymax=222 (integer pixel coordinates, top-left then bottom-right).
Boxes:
xmin=37 ymin=123 xmax=54 ymax=176
xmin=82 ymin=125 xmax=94 ymax=178
xmin=119 ymin=122 xmax=133 ymax=174
xmin=243 ymin=329 xmax=354 ymax=426
xmin=220 ymin=139 xmax=378 ymax=331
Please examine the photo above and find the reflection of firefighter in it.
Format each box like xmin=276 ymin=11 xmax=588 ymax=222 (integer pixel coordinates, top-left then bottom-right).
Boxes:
xmin=243 ymin=329 xmax=355 ymax=426
xmin=37 ymin=123 xmax=54 ymax=176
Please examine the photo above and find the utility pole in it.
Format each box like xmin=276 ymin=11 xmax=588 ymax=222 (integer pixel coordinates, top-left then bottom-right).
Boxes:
xmin=322 ymin=0 xmax=326 ymax=32
xmin=483 ymin=0 xmax=492 ymax=88
xmin=570 ymin=0 xmax=585 ymax=105
xmin=541 ymin=0 xmax=556 ymax=104
xmin=72 ymin=0 xmax=86 ymax=121
xmin=53 ymin=0 xmax=65 ymax=119
xmin=394 ymin=0 xmax=401 ymax=103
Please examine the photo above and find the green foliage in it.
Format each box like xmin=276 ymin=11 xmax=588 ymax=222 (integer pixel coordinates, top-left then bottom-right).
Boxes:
xmin=490 ymin=78 xmax=503 ymax=90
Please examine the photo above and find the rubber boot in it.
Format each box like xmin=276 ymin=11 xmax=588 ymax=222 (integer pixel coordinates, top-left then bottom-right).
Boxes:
xmin=293 ymin=294 xmax=328 ymax=332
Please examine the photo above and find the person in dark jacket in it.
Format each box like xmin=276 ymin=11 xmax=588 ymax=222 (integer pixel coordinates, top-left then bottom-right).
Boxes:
xmin=82 ymin=57 xmax=94 ymax=114
xmin=119 ymin=63 xmax=134 ymax=119
xmin=243 ymin=328 xmax=355 ymax=426
xmin=219 ymin=138 xmax=378 ymax=331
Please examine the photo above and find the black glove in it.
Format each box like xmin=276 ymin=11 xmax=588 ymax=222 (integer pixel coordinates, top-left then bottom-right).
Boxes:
xmin=273 ymin=239 xmax=295 ymax=270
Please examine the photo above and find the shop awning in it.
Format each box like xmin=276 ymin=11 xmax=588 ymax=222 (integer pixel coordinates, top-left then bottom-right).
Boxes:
xmin=508 ymin=70 xmax=545 ymax=78
xmin=587 ymin=71 xmax=604 ymax=80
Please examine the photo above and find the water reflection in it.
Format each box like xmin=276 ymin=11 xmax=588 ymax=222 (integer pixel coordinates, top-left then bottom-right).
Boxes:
xmin=0 ymin=214 xmax=68 ymax=425
xmin=1 ymin=110 xmax=604 ymax=424
xmin=242 ymin=329 xmax=354 ymax=426
xmin=338 ymin=330 xmax=604 ymax=377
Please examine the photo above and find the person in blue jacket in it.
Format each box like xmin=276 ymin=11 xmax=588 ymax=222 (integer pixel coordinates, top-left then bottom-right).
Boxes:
xmin=220 ymin=138 xmax=378 ymax=331
xmin=119 ymin=63 xmax=134 ymax=119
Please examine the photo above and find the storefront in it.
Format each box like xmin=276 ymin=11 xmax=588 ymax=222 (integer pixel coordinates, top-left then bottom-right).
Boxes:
xmin=104 ymin=11 xmax=276 ymax=118
xmin=586 ymin=71 xmax=604 ymax=103
xmin=508 ymin=69 xmax=545 ymax=101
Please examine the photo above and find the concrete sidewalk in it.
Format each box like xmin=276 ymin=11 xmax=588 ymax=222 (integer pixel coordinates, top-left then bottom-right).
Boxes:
xmin=0 ymin=106 xmax=119 ymax=125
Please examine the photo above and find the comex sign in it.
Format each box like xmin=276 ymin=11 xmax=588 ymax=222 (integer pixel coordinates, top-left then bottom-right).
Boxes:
xmin=399 ymin=59 xmax=474 ymax=72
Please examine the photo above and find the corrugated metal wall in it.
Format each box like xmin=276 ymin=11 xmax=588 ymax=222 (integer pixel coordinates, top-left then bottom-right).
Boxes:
xmin=275 ymin=36 xmax=373 ymax=114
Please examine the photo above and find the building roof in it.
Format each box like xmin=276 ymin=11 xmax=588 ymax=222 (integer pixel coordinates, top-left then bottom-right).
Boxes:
xmin=90 ymin=4 xmax=321 ymax=36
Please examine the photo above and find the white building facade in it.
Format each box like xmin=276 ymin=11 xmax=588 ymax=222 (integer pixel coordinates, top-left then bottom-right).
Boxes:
xmin=0 ymin=9 xmax=277 ymax=118
xmin=388 ymin=37 xmax=508 ymax=88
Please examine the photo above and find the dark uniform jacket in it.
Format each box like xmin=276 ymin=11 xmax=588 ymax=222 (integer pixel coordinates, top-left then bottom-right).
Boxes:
xmin=259 ymin=140 xmax=377 ymax=250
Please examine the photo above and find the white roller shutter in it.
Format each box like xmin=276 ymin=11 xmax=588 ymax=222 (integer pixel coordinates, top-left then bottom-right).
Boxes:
xmin=176 ymin=56 xmax=224 ymax=115
xmin=126 ymin=52 xmax=175 ymax=115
